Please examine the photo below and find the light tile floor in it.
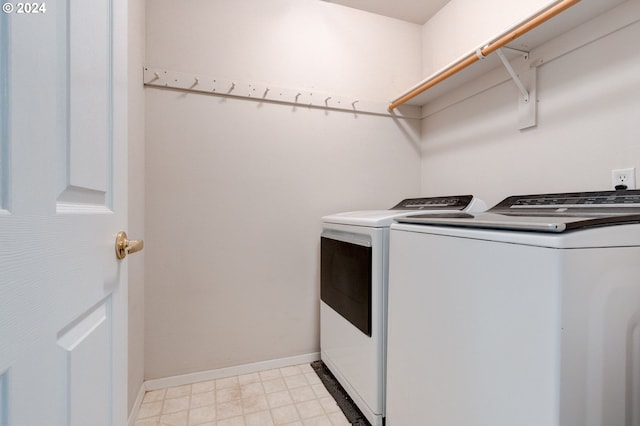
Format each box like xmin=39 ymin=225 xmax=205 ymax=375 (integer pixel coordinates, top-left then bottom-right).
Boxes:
xmin=134 ymin=363 xmax=351 ymax=426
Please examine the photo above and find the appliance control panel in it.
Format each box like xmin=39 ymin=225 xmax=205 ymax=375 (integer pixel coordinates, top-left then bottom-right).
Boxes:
xmin=491 ymin=190 xmax=640 ymax=215
xmin=391 ymin=195 xmax=474 ymax=210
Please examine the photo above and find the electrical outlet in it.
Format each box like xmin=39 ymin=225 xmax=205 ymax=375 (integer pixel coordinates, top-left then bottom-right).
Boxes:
xmin=612 ymin=167 xmax=636 ymax=190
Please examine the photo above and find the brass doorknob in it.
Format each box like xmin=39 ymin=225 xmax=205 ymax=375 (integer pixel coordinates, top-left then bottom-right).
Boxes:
xmin=115 ymin=231 xmax=144 ymax=260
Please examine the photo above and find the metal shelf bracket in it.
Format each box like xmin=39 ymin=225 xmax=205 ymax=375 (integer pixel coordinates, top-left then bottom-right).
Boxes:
xmin=495 ymin=47 xmax=537 ymax=130
xmin=496 ymin=47 xmax=530 ymax=103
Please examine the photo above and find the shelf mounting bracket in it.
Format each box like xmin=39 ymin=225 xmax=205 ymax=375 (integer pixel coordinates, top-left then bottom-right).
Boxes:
xmin=496 ymin=47 xmax=529 ymax=103
xmin=495 ymin=47 xmax=537 ymax=130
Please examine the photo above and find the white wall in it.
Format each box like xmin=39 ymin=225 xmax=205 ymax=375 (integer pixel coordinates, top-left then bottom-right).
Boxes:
xmin=144 ymin=0 xmax=422 ymax=380
xmin=141 ymin=0 xmax=640 ymax=384
xmin=146 ymin=0 xmax=421 ymax=102
xmin=420 ymin=1 xmax=640 ymax=207
xmin=421 ymin=0 xmax=556 ymax=77
xmin=127 ymin=0 xmax=146 ymax=414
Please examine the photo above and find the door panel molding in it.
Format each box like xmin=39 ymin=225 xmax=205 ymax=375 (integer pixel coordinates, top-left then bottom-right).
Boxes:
xmin=0 ymin=369 xmax=8 ymax=426
xmin=57 ymin=299 xmax=111 ymax=426
xmin=0 ymin=12 xmax=9 ymax=213
xmin=61 ymin=0 xmax=113 ymax=210
xmin=56 ymin=186 xmax=110 ymax=214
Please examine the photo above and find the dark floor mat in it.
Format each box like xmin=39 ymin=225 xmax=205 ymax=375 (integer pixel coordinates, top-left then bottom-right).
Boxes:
xmin=310 ymin=360 xmax=373 ymax=426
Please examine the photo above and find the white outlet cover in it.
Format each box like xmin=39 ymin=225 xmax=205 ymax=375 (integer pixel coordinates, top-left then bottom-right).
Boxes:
xmin=612 ymin=167 xmax=636 ymax=190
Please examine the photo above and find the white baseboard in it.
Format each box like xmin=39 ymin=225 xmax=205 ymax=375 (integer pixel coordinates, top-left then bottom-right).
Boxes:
xmin=145 ymin=352 xmax=320 ymax=391
xmin=128 ymin=381 xmax=147 ymax=426
xmin=129 ymin=352 xmax=320 ymax=422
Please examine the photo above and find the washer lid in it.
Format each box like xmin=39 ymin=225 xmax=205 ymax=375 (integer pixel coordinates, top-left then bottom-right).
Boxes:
xmin=490 ymin=190 xmax=640 ymax=216
xmin=396 ymin=211 xmax=640 ymax=233
xmin=396 ymin=190 xmax=640 ymax=233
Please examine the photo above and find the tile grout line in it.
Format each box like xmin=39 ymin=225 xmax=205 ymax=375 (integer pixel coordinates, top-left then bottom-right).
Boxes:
xmin=186 ymin=386 xmax=192 ymax=426
xmin=252 ymin=374 xmax=275 ymax=426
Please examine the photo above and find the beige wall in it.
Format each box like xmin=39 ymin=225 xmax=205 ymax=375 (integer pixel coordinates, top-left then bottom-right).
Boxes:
xmin=143 ymin=0 xmax=422 ymax=380
xmin=145 ymin=0 xmax=422 ymax=103
xmin=421 ymin=0 xmax=556 ymax=77
xmin=137 ymin=0 xmax=640 ymax=389
xmin=127 ymin=0 xmax=145 ymax=414
xmin=420 ymin=1 xmax=640 ymax=206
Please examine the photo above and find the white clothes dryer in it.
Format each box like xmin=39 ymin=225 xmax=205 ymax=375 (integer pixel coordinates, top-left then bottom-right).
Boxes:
xmin=320 ymin=195 xmax=486 ymax=426
xmin=387 ymin=190 xmax=640 ymax=426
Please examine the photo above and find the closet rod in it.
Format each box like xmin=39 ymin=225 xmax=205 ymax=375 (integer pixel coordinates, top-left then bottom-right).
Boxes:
xmin=388 ymin=0 xmax=581 ymax=111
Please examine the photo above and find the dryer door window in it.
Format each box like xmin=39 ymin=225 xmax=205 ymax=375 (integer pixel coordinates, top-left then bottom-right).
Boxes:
xmin=320 ymin=236 xmax=372 ymax=337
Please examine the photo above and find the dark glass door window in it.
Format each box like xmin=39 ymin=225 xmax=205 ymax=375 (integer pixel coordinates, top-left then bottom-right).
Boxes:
xmin=321 ymin=236 xmax=372 ymax=337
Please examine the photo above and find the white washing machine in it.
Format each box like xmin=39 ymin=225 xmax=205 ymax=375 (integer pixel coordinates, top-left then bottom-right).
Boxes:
xmin=320 ymin=195 xmax=486 ymax=426
xmin=387 ymin=190 xmax=640 ymax=426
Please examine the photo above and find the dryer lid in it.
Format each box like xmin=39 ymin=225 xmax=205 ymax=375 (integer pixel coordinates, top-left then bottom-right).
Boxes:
xmin=322 ymin=195 xmax=485 ymax=227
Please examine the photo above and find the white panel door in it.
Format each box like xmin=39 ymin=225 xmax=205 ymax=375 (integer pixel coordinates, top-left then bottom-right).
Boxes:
xmin=0 ymin=1 xmax=128 ymax=425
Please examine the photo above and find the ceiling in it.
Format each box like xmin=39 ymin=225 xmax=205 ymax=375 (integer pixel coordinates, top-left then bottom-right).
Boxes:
xmin=322 ymin=0 xmax=452 ymax=24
